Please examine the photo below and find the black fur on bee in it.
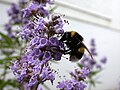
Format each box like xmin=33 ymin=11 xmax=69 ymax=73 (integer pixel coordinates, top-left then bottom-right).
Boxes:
xmin=60 ymin=31 xmax=94 ymax=62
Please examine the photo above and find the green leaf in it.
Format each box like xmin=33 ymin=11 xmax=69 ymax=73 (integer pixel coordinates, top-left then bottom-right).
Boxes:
xmin=5 ymin=79 xmax=19 ymax=88
xmin=88 ymin=78 xmax=102 ymax=87
xmin=49 ymin=6 xmax=58 ymax=14
xmin=0 ymin=32 xmax=14 ymax=47
xmin=89 ymin=79 xmax=96 ymax=87
xmin=0 ymin=56 xmax=19 ymax=65
xmin=0 ymin=60 xmax=4 ymax=64
xmin=2 ymin=56 xmax=18 ymax=61
xmin=88 ymin=69 xmax=102 ymax=78
xmin=0 ymin=44 xmax=12 ymax=48
xmin=0 ymin=79 xmax=19 ymax=89
xmin=15 ymin=37 xmax=21 ymax=46
xmin=77 ymin=63 xmax=83 ymax=68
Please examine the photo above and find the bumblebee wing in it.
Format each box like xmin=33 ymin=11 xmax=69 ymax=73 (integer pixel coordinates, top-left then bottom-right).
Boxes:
xmin=81 ymin=42 xmax=94 ymax=61
xmin=75 ymin=32 xmax=84 ymax=41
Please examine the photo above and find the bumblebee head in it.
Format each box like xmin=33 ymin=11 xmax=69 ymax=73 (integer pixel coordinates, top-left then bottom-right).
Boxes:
xmin=59 ymin=31 xmax=71 ymax=42
xmin=60 ymin=31 xmax=84 ymax=42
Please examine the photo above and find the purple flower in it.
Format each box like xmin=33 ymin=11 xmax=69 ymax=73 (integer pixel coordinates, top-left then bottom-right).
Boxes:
xmin=34 ymin=17 xmax=45 ymax=33
xmin=8 ymin=33 xmax=15 ymax=38
xmin=19 ymin=12 xmax=65 ymax=61
xmin=53 ymin=51 xmax=62 ymax=60
xmin=22 ymin=18 xmax=29 ymax=24
xmin=28 ymin=75 xmax=38 ymax=86
xmin=51 ymin=14 xmax=64 ymax=34
xmin=90 ymin=38 xmax=95 ymax=47
xmin=3 ymin=0 xmax=28 ymax=47
xmin=42 ymin=51 xmax=51 ymax=63
xmin=11 ymin=55 xmax=55 ymax=88
xmin=57 ymin=67 xmax=89 ymax=90
xmin=90 ymin=48 xmax=97 ymax=56
xmin=32 ymin=0 xmax=52 ymax=6
xmin=11 ymin=0 xmax=65 ymax=89
xmin=70 ymin=67 xmax=90 ymax=81
xmin=78 ymin=38 xmax=107 ymax=87
xmin=89 ymin=38 xmax=98 ymax=56
xmin=5 ymin=0 xmax=28 ymax=27
xmin=29 ymin=48 xmax=44 ymax=58
xmin=22 ymin=2 xmax=39 ymax=18
xmin=30 ymin=36 xmax=39 ymax=47
xmin=38 ymin=38 xmax=48 ymax=48
xmin=22 ymin=8 xmax=31 ymax=18
xmin=23 ymin=83 xmax=31 ymax=90
xmin=19 ymin=0 xmax=28 ymax=6
xmin=19 ymin=23 xmax=34 ymax=40
xmin=49 ymin=37 xmax=59 ymax=46
xmin=100 ymin=57 xmax=107 ymax=64
xmin=80 ymin=55 xmax=96 ymax=69
xmin=81 ymin=67 xmax=90 ymax=79
xmin=56 ymin=79 xmax=86 ymax=90
xmin=4 ymin=23 xmax=11 ymax=31
xmin=10 ymin=17 xmax=22 ymax=24
xmin=80 ymin=38 xmax=107 ymax=70
xmin=41 ymin=65 xmax=55 ymax=84
xmin=22 ymin=2 xmax=49 ymax=18
xmin=55 ymin=28 xmax=64 ymax=34
xmin=7 ymin=3 xmax=20 ymax=16
xmin=7 ymin=3 xmax=24 ymax=25
xmin=96 ymin=64 xmax=102 ymax=69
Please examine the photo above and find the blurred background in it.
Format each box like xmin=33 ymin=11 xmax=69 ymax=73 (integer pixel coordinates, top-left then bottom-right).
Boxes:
xmin=0 ymin=0 xmax=120 ymax=90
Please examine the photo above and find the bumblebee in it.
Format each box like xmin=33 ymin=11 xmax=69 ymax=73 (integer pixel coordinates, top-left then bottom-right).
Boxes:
xmin=60 ymin=31 xmax=94 ymax=62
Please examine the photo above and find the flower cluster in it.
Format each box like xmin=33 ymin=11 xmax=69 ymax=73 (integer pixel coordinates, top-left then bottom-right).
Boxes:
xmin=5 ymin=0 xmax=28 ymax=35
xmin=78 ymin=38 xmax=107 ymax=87
xmin=11 ymin=0 xmax=65 ymax=89
xmin=1 ymin=0 xmax=28 ymax=56
xmin=11 ymin=55 xmax=55 ymax=87
xmin=70 ymin=67 xmax=90 ymax=81
xmin=56 ymin=79 xmax=86 ymax=90
xmin=56 ymin=39 xmax=107 ymax=90
xmin=19 ymin=0 xmax=64 ymax=61
xmin=80 ymin=38 xmax=107 ymax=70
xmin=56 ymin=67 xmax=90 ymax=90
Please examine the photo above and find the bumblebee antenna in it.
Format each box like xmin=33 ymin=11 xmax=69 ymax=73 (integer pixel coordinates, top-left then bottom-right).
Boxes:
xmin=81 ymin=42 xmax=94 ymax=61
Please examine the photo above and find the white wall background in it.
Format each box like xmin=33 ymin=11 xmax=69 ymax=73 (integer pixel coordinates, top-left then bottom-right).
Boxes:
xmin=53 ymin=0 xmax=120 ymax=90
xmin=1 ymin=0 xmax=120 ymax=90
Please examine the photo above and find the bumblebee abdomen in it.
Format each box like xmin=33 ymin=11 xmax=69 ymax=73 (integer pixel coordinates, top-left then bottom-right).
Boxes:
xmin=69 ymin=46 xmax=85 ymax=61
xmin=76 ymin=47 xmax=85 ymax=59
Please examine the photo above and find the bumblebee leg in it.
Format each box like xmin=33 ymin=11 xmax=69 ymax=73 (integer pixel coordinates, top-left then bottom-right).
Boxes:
xmin=63 ymin=49 xmax=72 ymax=54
